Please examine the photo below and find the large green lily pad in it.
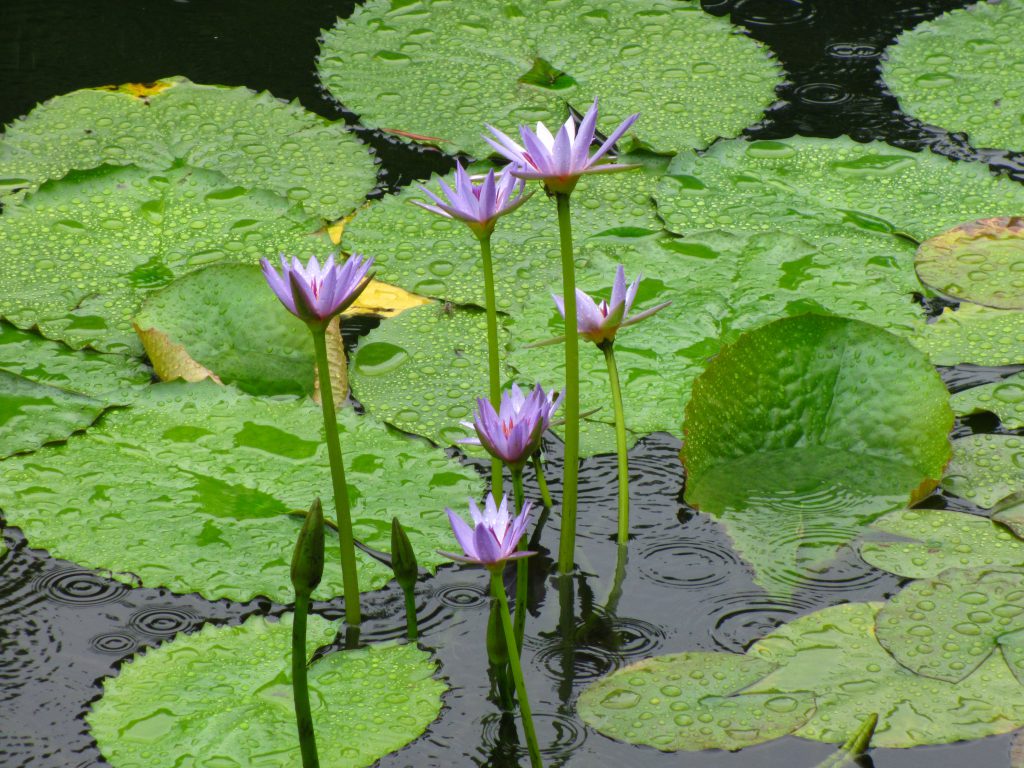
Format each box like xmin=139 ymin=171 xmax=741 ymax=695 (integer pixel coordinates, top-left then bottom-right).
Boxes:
xmin=913 ymin=304 xmax=1024 ymax=367
xmin=318 ymin=0 xmax=781 ymax=157
xmin=681 ymin=315 xmax=952 ymax=592
xmin=747 ymin=602 xmax=1024 ymax=747
xmin=655 ymin=137 xmax=1024 ymax=242
xmin=88 ymin=614 xmax=445 ymax=768
xmin=916 ymin=217 xmax=1024 ymax=310
xmin=860 ymin=509 xmax=1024 ymax=579
xmin=0 ymin=371 xmax=106 ymax=459
xmin=0 ymin=381 xmax=482 ymax=603
xmin=577 ymin=652 xmax=814 ymax=752
xmin=953 ymin=372 xmax=1024 ymax=429
xmin=0 ymin=164 xmax=329 ymax=355
xmin=943 ymin=434 xmax=1024 ymax=509
xmin=876 ymin=567 xmax=1024 ymax=683
xmin=0 ymin=77 xmax=376 ymax=220
xmin=883 ymin=0 xmax=1024 ymax=151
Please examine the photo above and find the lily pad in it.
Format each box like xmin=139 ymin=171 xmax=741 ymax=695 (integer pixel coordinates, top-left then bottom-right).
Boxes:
xmin=0 ymin=164 xmax=330 ymax=355
xmin=994 ymin=495 xmax=1024 ymax=539
xmin=88 ymin=613 xmax=445 ymax=768
xmin=0 ymin=381 xmax=482 ymax=602
xmin=0 ymin=371 xmax=107 ymax=459
xmin=916 ymin=217 xmax=1024 ymax=310
xmin=0 ymin=76 xmax=377 ymax=220
xmin=747 ymin=602 xmax=1024 ymax=747
xmin=882 ymin=0 xmax=1024 ymax=152
xmin=876 ymin=567 xmax=1024 ymax=683
xmin=681 ymin=315 xmax=952 ymax=592
xmin=317 ymin=0 xmax=781 ymax=157
xmin=859 ymin=509 xmax=1024 ymax=579
xmin=655 ymin=136 xmax=1024 ymax=242
xmin=577 ymin=652 xmax=814 ymax=752
xmin=952 ymin=372 xmax=1024 ymax=429
xmin=912 ymin=304 xmax=1024 ymax=367
xmin=943 ymin=434 xmax=1024 ymax=509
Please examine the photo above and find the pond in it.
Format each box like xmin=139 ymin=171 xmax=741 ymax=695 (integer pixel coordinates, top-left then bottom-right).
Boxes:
xmin=1 ymin=0 xmax=1024 ymax=766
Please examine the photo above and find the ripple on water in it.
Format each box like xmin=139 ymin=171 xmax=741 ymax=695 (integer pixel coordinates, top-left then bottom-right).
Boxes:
xmin=638 ymin=537 xmax=742 ymax=589
xmin=127 ymin=607 xmax=201 ymax=637
xmin=88 ymin=632 xmax=138 ymax=655
xmin=732 ymin=0 xmax=815 ymax=27
xmin=431 ymin=582 xmax=489 ymax=609
xmin=32 ymin=568 xmax=128 ymax=606
xmin=703 ymin=591 xmax=819 ymax=653
xmin=480 ymin=711 xmax=586 ymax=761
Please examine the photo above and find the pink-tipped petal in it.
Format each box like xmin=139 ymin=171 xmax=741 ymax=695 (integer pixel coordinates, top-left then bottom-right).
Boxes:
xmin=551 ymin=293 xmax=566 ymax=318
xmin=572 ymin=99 xmax=600 ymax=170
xmin=610 ymin=264 xmax=628 ymax=308
xmin=587 ymin=112 xmax=640 ymax=167
xmin=473 ymin=524 xmax=503 ymax=564
xmin=620 ymin=300 xmax=672 ymax=329
xmin=447 ymin=508 xmax=477 ymax=558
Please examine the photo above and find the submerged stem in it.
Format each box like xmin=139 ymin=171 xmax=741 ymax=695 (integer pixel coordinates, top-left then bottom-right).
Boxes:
xmin=490 ymin=569 xmax=543 ymax=768
xmin=402 ymin=587 xmax=419 ymax=641
xmin=554 ymin=192 xmax=579 ymax=576
xmin=311 ymin=327 xmax=361 ymax=626
xmin=511 ymin=469 xmax=528 ymax=654
xmin=291 ymin=591 xmax=319 ymax=768
xmin=478 ymin=233 xmax=505 ymax=499
xmin=531 ymin=452 xmax=553 ymax=508
xmin=601 ymin=342 xmax=630 ymax=543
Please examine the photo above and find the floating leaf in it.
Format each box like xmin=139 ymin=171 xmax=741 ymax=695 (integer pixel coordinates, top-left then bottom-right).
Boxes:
xmin=952 ymin=372 xmax=1024 ymax=429
xmin=88 ymin=614 xmax=445 ymax=768
xmin=876 ymin=567 xmax=1024 ymax=683
xmin=655 ymin=136 xmax=1024 ymax=242
xmin=912 ymin=304 xmax=1024 ymax=367
xmin=0 ymin=371 xmax=107 ymax=459
xmin=747 ymin=602 xmax=1024 ymax=747
xmin=0 ymin=164 xmax=329 ymax=355
xmin=916 ymin=217 xmax=1024 ymax=310
xmin=859 ymin=509 xmax=1024 ymax=579
xmin=577 ymin=652 xmax=814 ymax=752
xmin=682 ymin=315 xmax=952 ymax=592
xmin=0 ymin=381 xmax=481 ymax=602
xmin=883 ymin=0 xmax=1024 ymax=151
xmin=317 ymin=0 xmax=781 ymax=157
xmin=994 ymin=495 xmax=1024 ymax=539
xmin=0 ymin=76 xmax=376 ymax=220
xmin=943 ymin=434 xmax=1024 ymax=509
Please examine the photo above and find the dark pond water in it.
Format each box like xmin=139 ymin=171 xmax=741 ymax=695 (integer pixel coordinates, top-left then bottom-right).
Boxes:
xmin=1 ymin=1 xmax=1024 ymax=766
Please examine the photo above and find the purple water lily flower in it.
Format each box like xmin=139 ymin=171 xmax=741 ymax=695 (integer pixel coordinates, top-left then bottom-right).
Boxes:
xmin=553 ymin=264 xmax=671 ymax=346
xmin=261 ymin=253 xmax=374 ymax=329
xmin=439 ymin=494 xmax=535 ymax=568
xmin=484 ymin=99 xmax=640 ymax=194
xmin=413 ymin=162 xmax=530 ymax=239
xmin=462 ymin=383 xmax=564 ymax=469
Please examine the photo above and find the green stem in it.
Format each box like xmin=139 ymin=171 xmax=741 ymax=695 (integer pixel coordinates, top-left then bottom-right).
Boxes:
xmin=402 ymin=586 xmax=419 ymax=641
xmin=311 ymin=327 xmax=361 ymax=626
xmin=291 ymin=591 xmax=320 ymax=768
xmin=554 ymin=192 xmax=579 ymax=576
xmin=511 ymin=469 xmax=528 ymax=654
xmin=478 ymin=233 xmax=505 ymax=500
xmin=531 ymin=452 xmax=553 ymax=508
xmin=604 ymin=541 xmax=628 ymax=617
xmin=490 ymin=569 xmax=543 ymax=768
xmin=601 ymin=343 xmax=630 ymax=543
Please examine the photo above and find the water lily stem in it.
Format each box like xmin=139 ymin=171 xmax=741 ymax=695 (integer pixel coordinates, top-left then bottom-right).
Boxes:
xmin=403 ymin=587 xmax=419 ymax=641
xmin=311 ymin=326 xmax=361 ymax=627
xmin=478 ymin=233 xmax=505 ymax=500
xmin=490 ymin=569 xmax=543 ymax=768
xmin=291 ymin=590 xmax=320 ymax=768
xmin=554 ymin=192 xmax=579 ymax=576
xmin=531 ymin=452 xmax=553 ymax=508
xmin=511 ymin=469 xmax=528 ymax=654
xmin=600 ymin=342 xmax=630 ymax=543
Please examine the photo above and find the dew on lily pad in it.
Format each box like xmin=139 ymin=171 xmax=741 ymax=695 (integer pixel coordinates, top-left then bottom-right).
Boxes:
xmin=952 ymin=371 xmax=1024 ymax=429
xmin=942 ymin=434 xmax=1024 ymax=509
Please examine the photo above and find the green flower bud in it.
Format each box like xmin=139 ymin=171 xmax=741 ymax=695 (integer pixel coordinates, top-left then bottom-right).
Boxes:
xmin=390 ymin=517 xmax=419 ymax=591
xmin=291 ymin=498 xmax=325 ymax=595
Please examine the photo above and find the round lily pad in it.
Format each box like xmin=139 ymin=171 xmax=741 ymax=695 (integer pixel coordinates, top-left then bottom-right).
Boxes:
xmin=952 ymin=372 xmax=1024 ymax=429
xmin=577 ymin=651 xmax=814 ymax=752
xmin=883 ymin=0 xmax=1024 ymax=151
xmin=912 ymin=304 xmax=1024 ymax=367
xmin=943 ymin=434 xmax=1024 ymax=509
xmin=0 ymin=164 xmax=330 ymax=355
xmin=916 ymin=217 xmax=1024 ymax=309
xmin=859 ymin=509 xmax=1024 ymax=580
xmin=655 ymin=137 xmax=1024 ymax=242
xmin=747 ymin=602 xmax=1024 ymax=747
xmin=876 ymin=567 xmax=1024 ymax=683
xmin=681 ymin=315 xmax=952 ymax=592
xmin=0 ymin=76 xmax=377 ymax=220
xmin=0 ymin=371 xmax=106 ymax=459
xmin=0 ymin=381 xmax=482 ymax=603
xmin=88 ymin=613 xmax=445 ymax=768
xmin=994 ymin=495 xmax=1024 ymax=540
xmin=317 ymin=0 xmax=781 ymax=157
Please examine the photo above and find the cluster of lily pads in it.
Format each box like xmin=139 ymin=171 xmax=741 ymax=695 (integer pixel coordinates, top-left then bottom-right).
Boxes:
xmin=1 ymin=0 xmax=1024 ymax=765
